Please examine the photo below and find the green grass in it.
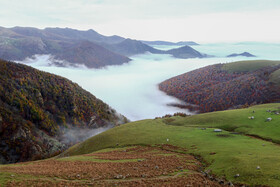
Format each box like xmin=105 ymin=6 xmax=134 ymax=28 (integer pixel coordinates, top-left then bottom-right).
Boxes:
xmin=62 ymin=103 xmax=280 ymax=186
xmin=269 ymin=69 xmax=280 ymax=86
xmin=1 ymin=103 xmax=280 ymax=186
xmin=222 ymin=60 xmax=280 ymax=73
xmin=0 ymin=172 xmax=40 ymax=186
xmin=170 ymin=103 xmax=280 ymax=142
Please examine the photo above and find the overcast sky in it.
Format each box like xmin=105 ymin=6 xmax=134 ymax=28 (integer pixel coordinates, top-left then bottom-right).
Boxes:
xmin=1 ymin=0 xmax=280 ymax=42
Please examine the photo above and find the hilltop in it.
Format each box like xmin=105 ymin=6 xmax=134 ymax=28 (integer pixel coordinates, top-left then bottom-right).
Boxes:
xmin=0 ymin=59 xmax=127 ymax=164
xmin=1 ymin=104 xmax=280 ymax=186
xmin=159 ymin=60 xmax=280 ymax=113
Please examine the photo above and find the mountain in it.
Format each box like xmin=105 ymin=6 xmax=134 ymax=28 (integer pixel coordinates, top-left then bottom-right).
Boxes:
xmin=227 ymin=52 xmax=256 ymax=57
xmin=166 ymin=45 xmax=205 ymax=58
xmin=0 ymin=26 xmax=207 ymax=67
xmin=159 ymin=60 xmax=280 ymax=113
xmin=176 ymin=41 xmax=199 ymax=46
xmin=53 ymin=41 xmax=130 ymax=68
xmin=103 ymin=38 xmax=164 ymax=56
xmin=104 ymin=39 xmax=205 ymax=58
xmin=11 ymin=27 xmax=125 ymax=44
xmin=142 ymin=40 xmax=199 ymax=46
xmin=0 ymin=27 xmax=129 ymax=68
xmin=0 ymin=59 xmax=128 ymax=164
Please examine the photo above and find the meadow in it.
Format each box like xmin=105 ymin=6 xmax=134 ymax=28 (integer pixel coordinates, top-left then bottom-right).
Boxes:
xmin=1 ymin=104 xmax=278 ymax=186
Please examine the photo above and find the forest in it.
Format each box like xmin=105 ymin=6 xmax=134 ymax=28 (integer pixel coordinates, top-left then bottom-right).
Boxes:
xmin=159 ymin=63 xmax=280 ymax=113
xmin=0 ymin=59 xmax=127 ymax=164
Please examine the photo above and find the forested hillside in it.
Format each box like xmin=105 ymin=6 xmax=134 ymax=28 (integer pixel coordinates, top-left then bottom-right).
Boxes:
xmin=159 ymin=60 xmax=280 ymax=112
xmin=0 ymin=59 xmax=127 ymax=164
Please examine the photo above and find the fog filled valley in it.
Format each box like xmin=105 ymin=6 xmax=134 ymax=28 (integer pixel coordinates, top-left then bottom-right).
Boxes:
xmin=0 ymin=3 xmax=280 ymax=185
xmin=1 ymin=34 xmax=280 ymax=187
xmin=18 ymin=42 xmax=280 ymax=121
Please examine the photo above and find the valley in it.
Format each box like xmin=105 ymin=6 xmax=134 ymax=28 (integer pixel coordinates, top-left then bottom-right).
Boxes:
xmin=1 ymin=40 xmax=280 ymax=186
xmin=1 ymin=0 xmax=280 ymax=186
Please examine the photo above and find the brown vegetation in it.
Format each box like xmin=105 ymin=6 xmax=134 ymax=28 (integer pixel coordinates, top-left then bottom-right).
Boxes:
xmin=159 ymin=63 xmax=280 ymax=113
xmin=2 ymin=145 xmax=223 ymax=186
xmin=0 ymin=59 xmax=127 ymax=164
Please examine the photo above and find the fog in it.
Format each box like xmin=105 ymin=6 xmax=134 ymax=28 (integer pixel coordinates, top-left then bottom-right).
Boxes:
xmin=19 ymin=53 xmax=226 ymax=121
xmin=59 ymin=125 xmax=112 ymax=145
xmin=19 ymin=42 xmax=280 ymax=121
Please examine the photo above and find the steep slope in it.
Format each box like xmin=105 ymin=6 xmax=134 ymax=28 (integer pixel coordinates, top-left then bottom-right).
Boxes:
xmin=159 ymin=60 xmax=280 ymax=113
xmin=59 ymin=104 xmax=280 ymax=186
xmin=54 ymin=41 xmax=131 ymax=68
xmin=0 ymin=59 xmax=128 ymax=164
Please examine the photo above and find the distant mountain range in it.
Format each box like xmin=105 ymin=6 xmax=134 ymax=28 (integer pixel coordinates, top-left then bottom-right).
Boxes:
xmin=102 ymin=38 xmax=205 ymax=58
xmin=0 ymin=59 xmax=128 ymax=164
xmin=141 ymin=40 xmax=199 ymax=46
xmin=0 ymin=26 xmax=205 ymax=68
xmin=227 ymin=52 xmax=256 ymax=57
xmin=0 ymin=26 xmax=130 ymax=68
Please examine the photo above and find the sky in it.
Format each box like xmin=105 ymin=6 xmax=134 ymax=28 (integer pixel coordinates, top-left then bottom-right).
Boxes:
xmin=1 ymin=0 xmax=280 ymax=42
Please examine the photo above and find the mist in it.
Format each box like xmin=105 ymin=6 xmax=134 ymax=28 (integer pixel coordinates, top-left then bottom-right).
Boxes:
xmin=19 ymin=53 xmax=217 ymax=121
xmin=59 ymin=125 xmax=112 ymax=145
xmin=18 ymin=43 xmax=280 ymax=121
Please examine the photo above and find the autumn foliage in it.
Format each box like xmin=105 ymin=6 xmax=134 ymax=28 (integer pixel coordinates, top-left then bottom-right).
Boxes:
xmin=159 ymin=63 xmax=280 ymax=113
xmin=0 ymin=59 xmax=127 ymax=164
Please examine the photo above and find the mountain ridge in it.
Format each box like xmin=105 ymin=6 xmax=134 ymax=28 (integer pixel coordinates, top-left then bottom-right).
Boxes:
xmin=141 ymin=40 xmax=199 ymax=46
xmin=0 ymin=26 xmax=206 ymax=68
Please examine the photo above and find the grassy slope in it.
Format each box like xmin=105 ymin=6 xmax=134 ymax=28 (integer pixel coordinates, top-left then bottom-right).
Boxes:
xmin=171 ymin=103 xmax=280 ymax=143
xmin=222 ymin=60 xmax=280 ymax=73
xmin=62 ymin=103 xmax=280 ymax=186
